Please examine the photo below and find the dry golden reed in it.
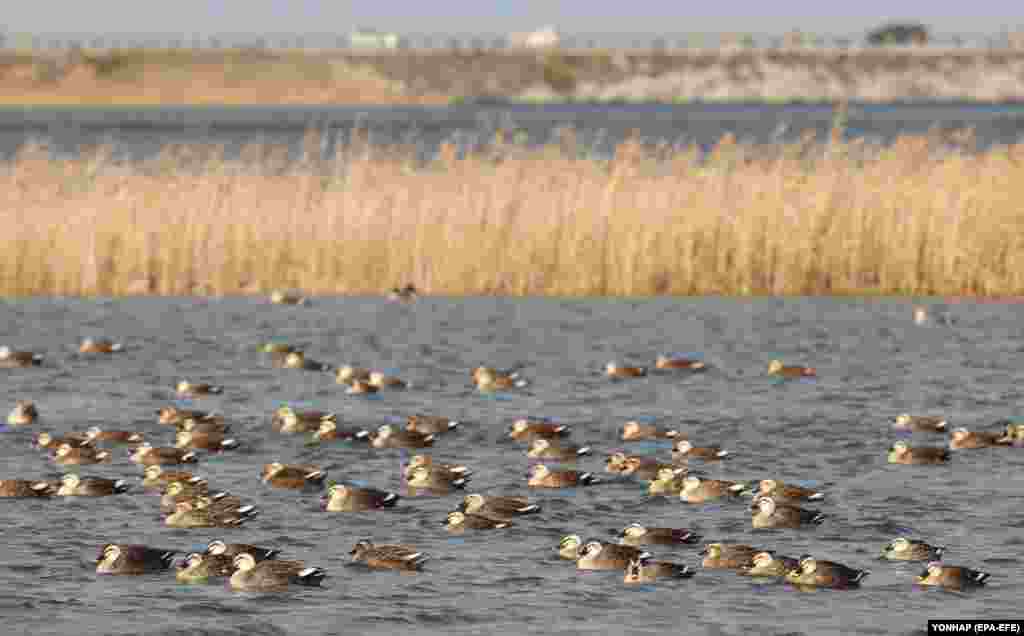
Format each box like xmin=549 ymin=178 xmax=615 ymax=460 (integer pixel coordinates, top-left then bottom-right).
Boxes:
xmin=4 ymin=131 xmax=1024 ymax=297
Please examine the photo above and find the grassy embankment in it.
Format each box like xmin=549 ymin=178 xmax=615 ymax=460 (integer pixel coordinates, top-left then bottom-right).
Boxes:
xmin=3 ymin=127 xmax=1024 ymax=298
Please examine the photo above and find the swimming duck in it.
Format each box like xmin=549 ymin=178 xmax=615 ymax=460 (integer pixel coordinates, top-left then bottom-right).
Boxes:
xmin=350 ymin=541 xmax=428 ymax=571
xmin=347 ymin=379 xmax=380 ymax=395
xmin=387 ymin=284 xmax=418 ymax=303
xmin=159 ymin=480 xmax=212 ymax=513
xmin=278 ymin=351 xmax=331 ymax=372
xmin=130 ymin=443 xmax=198 ymax=466
xmin=78 ymin=338 xmax=123 ymax=354
xmin=406 ymin=414 xmax=459 ymax=435
xmin=321 ymin=484 xmax=400 ymax=512
xmin=680 ymin=476 xmax=749 ymax=503
xmin=165 ymin=500 xmax=254 ymax=528
xmin=311 ymin=419 xmax=370 ymax=443
xmin=34 ymin=432 xmax=91 ymax=450
xmin=755 ymin=479 xmax=824 ymax=503
xmin=175 ymin=430 xmax=239 ymax=452
xmin=459 ymin=494 xmax=540 ymax=521
xmin=403 ymin=454 xmax=472 ymax=481
xmin=750 ymin=496 xmax=826 ymax=529
xmin=176 ymin=552 xmax=234 ymax=583
xmin=996 ymin=421 xmax=1024 ymax=445
xmin=272 ymin=406 xmax=332 ymax=434
xmin=949 ymin=427 xmax=1007 ymax=450
xmin=406 ymin=465 xmax=470 ymax=494
xmin=84 ymin=427 xmax=144 ymax=444
xmin=369 ymin=372 xmax=408 ymax=389
xmin=647 ymin=467 xmax=689 ymax=496
xmin=508 ymin=418 xmax=570 ymax=441
xmin=95 ymin=544 xmax=175 ymax=575
xmin=672 ymin=439 xmax=730 ymax=462
xmin=0 ymin=346 xmax=43 ymax=367
xmin=701 ymin=543 xmax=761 ymax=570
xmin=739 ymin=551 xmax=801 ymax=577
xmin=57 ymin=474 xmax=128 ymax=496
xmin=54 ymin=443 xmax=111 ymax=466
xmin=654 ymin=355 xmax=707 ymax=371
xmin=269 ymin=290 xmax=307 ymax=306
xmin=624 ymin=556 xmax=695 ymax=583
xmin=261 ymin=462 xmax=327 ymax=490
xmin=157 ymin=407 xmax=222 ymax=427
xmin=229 ymin=553 xmax=325 ymax=591
xmin=177 ymin=416 xmax=231 ymax=435
xmin=618 ymin=523 xmax=700 ymax=546
xmin=767 ymin=360 xmax=816 ymax=378
xmin=205 ymin=541 xmax=279 ymax=562
xmin=887 ymin=441 xmax=950 ymax=465
xmin=620 ymin=420 xmax=680 ymax=441
xmin=7 ymin=400 xmax=39 ymax=426
xmin=607 ymin=454 xmax=675 ymax=481
xmin=916 ymin=562 xmax=989 ymax=590
xmin=528 ymin=464 xmax=599 ymax=488
xmin=785 ymin=555 xmax=869 ymax=589
xmin=605 ymin=362 xmax=647 ymax=378
xmin=881 ymin=538 xmax=945 ymax=562
xmin=576 ymin=541 xmax=647 ymax=570
xmin=559 ymin=535 xmax=584 ymax=560
xmin=444 ymin=510 xmax=512 ymax=533
xmin=370 ymin=425 xmax=434 ymax=449
xmin=893 ymin=414 xmax=947 ymax=433
xmin=0 ymin=479 xmax=56 ymax=498
xmin=176 ymin=380 xmax=223 ymax=397
xmin=141 ymin=466 xmax=200 ymax=492
xmin=336 ymin=365 xmax=372 ymax=385
xmin=474 ymin=367 xmax=528 ymax=391
xmin=527 ymin=438 xmax=591 ymax=462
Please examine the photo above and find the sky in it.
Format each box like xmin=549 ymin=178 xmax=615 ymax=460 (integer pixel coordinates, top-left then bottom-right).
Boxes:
xmin=3 ymin=1 xmax=1020 ymax=39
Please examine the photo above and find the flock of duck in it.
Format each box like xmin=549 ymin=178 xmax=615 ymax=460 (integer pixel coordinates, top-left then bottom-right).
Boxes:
xmin=0 ymin=293 xmax=1012 ymax=594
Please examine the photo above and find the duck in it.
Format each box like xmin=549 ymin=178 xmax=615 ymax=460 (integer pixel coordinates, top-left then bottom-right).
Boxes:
xmin=444 ymin=510 xmax=512 ymax=533
xmin=0 ymin=346 xmax=43 ymax=367
xmin=558 ymin=535 xmax=584 ymax=560
xmin=576 ymin=540 xmax=647 ymax=570
xmin=130 ymin=443 xmax=198 ymax=466
xmin=175 ymin=430 xmax=239 ymax=452
xmin=57 ymin=474 xmax=128 ymax=496
xmin=739 ymin=551 xmax=801 ymax=577
xmin=620 ymin=420 xmax=679 ymax=441
xmin=527 ymin=438 xmax=591 ymax=462
xmin=607 ymin=454 xmax=675 ymax=481
xmin=350 ymin=541 xmax=428 ymax=571
xmin=229 ymin=553 xmax=325 ymax=591
xmin=680 ymin=476 xmax=750 ymax=503
xmin=261 ymin=462 xmax=327 ymax=490
xmin=78 ymin=338 xmax=123 ymax=354
xmin=618 ymin=523 xmax=700 ymax=546
xmin=893 ymin=414 xmax=947 ymax=433
xmin=176 ymin=380 xmax=223 ymax=397
xmin=84 ymin=427 xmax=144 ymax=444
xmin=701 ymin=543 xmax=761 ymax=570
xmin=755 ymin=479 xmax=824 ymax=503
xmin=785 ymin=555 xmax=869 ymax=589
xmin=474 ymin=367 xmax=528 ymax=391
xmin=165 ymin=500 xmax=255 ymax=528
xmin=996 ymin=421 xmax=1024 ymax=445
xmin=605 ymin=362 xmax=647 ymax=378
xmin=767 ymin=360 xmax=816 ymax=378
xmin=459 ymin=493 xmax=540 ymax=521
xmin=750 ymin=496 xmax=826 ymax=529
xmin=472 ymin=366 xmax=523 ymax=384
xmin=176 ymin=552 xmax=234 ymax=583
xmin=387 ymin=284 xmax=418 ymax=303
xmin=406 ymin=414 xmax=458 ymax=435
xmin=402 ymin=455 xmax=471 ymax=481
xmin=347 ymin=380 xmax=380 ymax=395
xmin=271 ymin=406 xmax=332 ymax=434
xmin=141 ymin=466 xmax=200 ymax=492
xmin=177 ymin=416 xmax=231 ymax=435
xmin=269 ymin=290 xmax=307 ymax=306
xmin=881 ymin=538 xmax=945 ymax=562
xmin=321 ymin=484 xmax=400 ymax=512
xmin=949 ymin=427 xmax=1008 ymax=450
xmin=369 ymin=372 xmax=408 ymax=389
xmin=205 ymin=541 xmax=279 ymax=562
xmin=278 ymin=351 xmax=331 ymax=372
xmin=336 ymin=365 xmax=372 ymax=385
xmin=647 ymin=467 xmax=689 ymax=496
xmin=405 ymin=465 xmax=469 ymax=494
xmin=311 ymin=419 xmax=370 ymax=443
xmin=0 ymin=479 xmax=56 ymax=498
xmin=157 ymin=407 xmax=222 ymax=427
xmin=96 ymin=544 xmax=175 ymax=575
xmin=624 ymin=556 xmax=695 ymax=583
xmin=54 ymin=443 xmax=111 ymax=466
xmin=654 ymin=355 xmax=706 ymax=371
xmin=7 ymin=400 xmax=39 ymax=427
xmin=508 ymin=418 xmax=569 ymax=441
xmin=672 ymin=439 xmax=730 ymax=462
xmin=528 ymin=464 xmax=599 ymax=488
xmin=370 ymin=425 xmax=434 ymax=449
xmin=916 ymin=562 xmax=989 ymax=590
xmin=888 ymin=441 xmax=950 ymax=465
xmin=34 ymin=432 xmax=91 ymax=450
xmin=160 ymin=480 xmax=212 ymax=513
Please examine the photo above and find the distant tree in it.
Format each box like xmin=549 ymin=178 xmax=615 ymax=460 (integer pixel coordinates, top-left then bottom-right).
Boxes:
xmin=866 ymin=23 xmax=929 ymax=46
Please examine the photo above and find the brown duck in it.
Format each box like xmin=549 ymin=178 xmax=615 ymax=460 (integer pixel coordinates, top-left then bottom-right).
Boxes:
xmin=350 ymin=541 xmax=429 ymax=571
xmin=508 ymin=418 xmax=570 ymax=441
xmin=916 ymin=562 xmax=989 ymax=590
xmin=624 ymin=556 xmax=695 ymax=583
xmin=887 ymin=441 xmax=950 ymax=465
xmin=321 ymin=484 xmax=400 ymax=512
xmin=672 ymin=439 xmax=730 ymax=462
xmin=261 ymin=462 xmax=327 ymax=490
xmin=130 ymin=443 xmax=198 ymax=466
xmin=620 ymin=420 xmax=679 ymax=441
xmin=528 ymin=464 xmax=599 ymax=488
xmin=785 ymin=555 xmax=869 ymax=589
xmin=701 ymin=543 xmax=761 ymax=570
xmin=618 ymin=523 xmax=700 ymax=546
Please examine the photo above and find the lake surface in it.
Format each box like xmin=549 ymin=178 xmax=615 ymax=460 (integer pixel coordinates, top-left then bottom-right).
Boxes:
xmin=1 ymin=296 xmax=1022 ymax=635
xmin=3 ymin=103 xmax=1024 ymax=160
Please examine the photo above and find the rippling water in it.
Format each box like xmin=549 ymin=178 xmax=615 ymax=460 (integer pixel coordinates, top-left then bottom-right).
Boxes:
xmin=2 ymin=296 xmax=1023 ymax=636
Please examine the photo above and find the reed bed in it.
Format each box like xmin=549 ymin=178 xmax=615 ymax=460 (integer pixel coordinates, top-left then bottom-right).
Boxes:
xmin=3 ymin=129 xmax=1024 ymax=297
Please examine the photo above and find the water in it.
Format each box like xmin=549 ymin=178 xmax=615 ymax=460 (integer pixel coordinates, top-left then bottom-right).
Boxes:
xmin=1 ymin=296 xmax=1022 ymax=635
xmin=3 ymin=103 xmax=1024 ymax=160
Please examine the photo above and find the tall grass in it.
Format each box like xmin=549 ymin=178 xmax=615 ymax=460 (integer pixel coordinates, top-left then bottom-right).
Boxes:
xmin=3 ymin=130 xmax=1024 ymax=297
